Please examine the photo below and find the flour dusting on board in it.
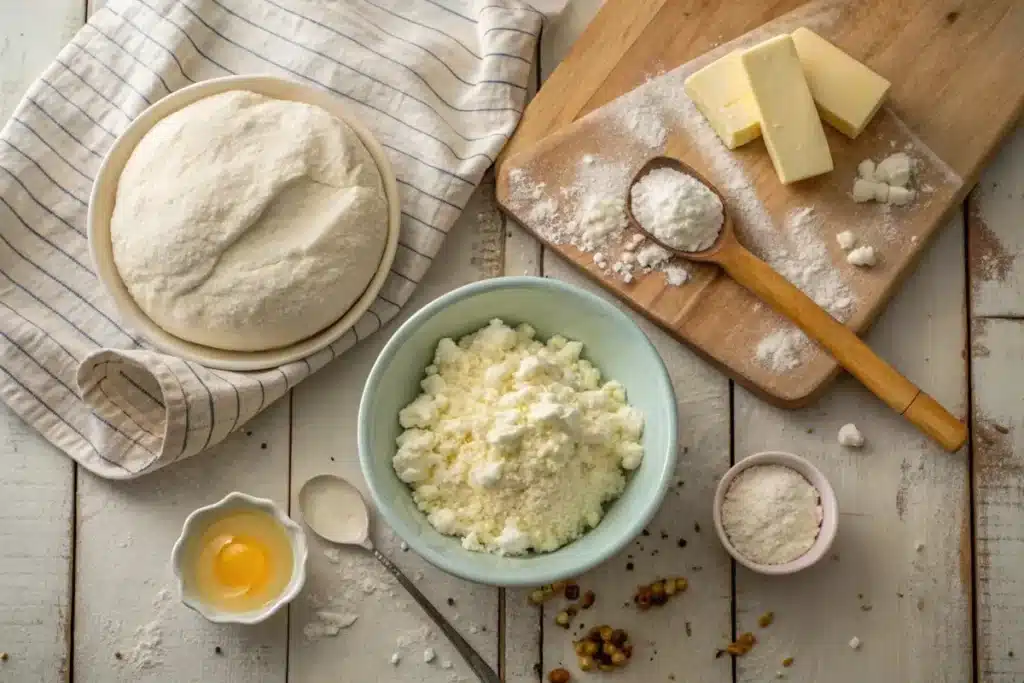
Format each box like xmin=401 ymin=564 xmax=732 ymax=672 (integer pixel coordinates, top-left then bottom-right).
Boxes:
xmin=505 ymin=0 xmax=962 ymax=375
xmin=507 ymin=160 xmax=692 ymax=287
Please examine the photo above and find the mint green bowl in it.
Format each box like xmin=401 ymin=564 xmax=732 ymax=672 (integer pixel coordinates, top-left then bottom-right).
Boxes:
xmin=358 ymin=276 xmax=677 ymax=587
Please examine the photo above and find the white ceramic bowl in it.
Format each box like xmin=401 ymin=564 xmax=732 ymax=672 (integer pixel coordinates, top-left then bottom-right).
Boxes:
xmin=712 ymin=451 xmax=838 ymax=575
xmin=170 ymin=492 xmax=308 ymax=625
xmin=88 ymin=74 xmax=400 ymax=371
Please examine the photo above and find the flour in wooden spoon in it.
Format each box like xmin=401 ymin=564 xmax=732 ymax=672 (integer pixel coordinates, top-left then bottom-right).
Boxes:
xmin=507 ymin=160 xmax=690 ymax=286
xmin=630 ymin=167 xmax=723 ymax=252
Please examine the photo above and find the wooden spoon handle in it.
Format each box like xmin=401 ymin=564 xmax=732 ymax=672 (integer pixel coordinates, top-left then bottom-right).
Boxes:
xmin=717 ymin=243 xmax=967 ymax=452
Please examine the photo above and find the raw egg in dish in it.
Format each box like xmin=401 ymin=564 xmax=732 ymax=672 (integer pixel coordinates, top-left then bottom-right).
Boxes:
xmin=189 ymin=510 xmax=294 ymax=613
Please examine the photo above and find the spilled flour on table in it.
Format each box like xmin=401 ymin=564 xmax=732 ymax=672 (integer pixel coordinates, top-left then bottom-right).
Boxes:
xmin=303 ymin=549 xmax=399 ymax=641
xmin=105 ymin=588 xmax=173 ymax=671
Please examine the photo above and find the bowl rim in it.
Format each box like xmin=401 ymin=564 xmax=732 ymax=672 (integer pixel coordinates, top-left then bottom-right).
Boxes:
xmin=712 ymin=450 xmax=839 ymax=575
xmin=87 ymin=74 xmax=400 ymax=371
xmin=170 ymin=491 xmax=309 ymax=625
xmin=357 ymin=275 xmax=678 ymax=586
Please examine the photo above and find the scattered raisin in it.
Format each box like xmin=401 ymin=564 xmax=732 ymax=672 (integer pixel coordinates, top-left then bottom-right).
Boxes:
xmin=548 ymin=667 xmax=571 ymax=683
xmin=581 ymin=591 xmax=596 ymax=609
xmin=565 ymin=583 xmax=580 ymax=601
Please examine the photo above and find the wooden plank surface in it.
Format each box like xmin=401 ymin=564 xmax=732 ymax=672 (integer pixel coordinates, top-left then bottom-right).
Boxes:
xmin=288 ymin=179 xmax=504 ymax=683
xmin=970 ymin=124 xmax=1024 ymax=683
xmin=733 ymin=216 xmax=971 ymax=682
xmin=3 ymin=3 xmax=1023 ymax=683
xmin=73 ymin=404 xmax=291 ymax=683
xmin=0 ymin=1 xmax=82 ymax=680
xmin=498 ymin=0 xmax=1023 ymax=409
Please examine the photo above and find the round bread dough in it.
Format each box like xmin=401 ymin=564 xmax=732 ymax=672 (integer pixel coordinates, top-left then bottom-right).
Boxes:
xmin=110 ymin=90 xmax=389 ymax=351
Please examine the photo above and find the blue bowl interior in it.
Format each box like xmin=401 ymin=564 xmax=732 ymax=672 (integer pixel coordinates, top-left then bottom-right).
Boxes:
xmin=359 ymin=277 xmax=677 ymax=586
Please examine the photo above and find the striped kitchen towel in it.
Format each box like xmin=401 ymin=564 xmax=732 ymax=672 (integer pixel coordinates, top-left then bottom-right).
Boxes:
xmin=0 ymin=0 xmax=541 ymax=478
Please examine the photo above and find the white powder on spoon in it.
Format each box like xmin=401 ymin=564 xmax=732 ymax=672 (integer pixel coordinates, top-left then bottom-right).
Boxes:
xmin=629 ymin=167 xmax=723 ymax=252
xmin=721 ymin=464 xmax=822 ymax=565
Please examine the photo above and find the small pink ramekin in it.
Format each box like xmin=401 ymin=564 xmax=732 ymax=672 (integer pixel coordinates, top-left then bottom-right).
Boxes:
xmin=713 ymin=451 xmax=838 ymax=575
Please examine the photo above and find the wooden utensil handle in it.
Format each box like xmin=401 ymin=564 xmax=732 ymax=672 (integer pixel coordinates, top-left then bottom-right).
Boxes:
xmin=717 ymin=244 xmax=967 ymax=452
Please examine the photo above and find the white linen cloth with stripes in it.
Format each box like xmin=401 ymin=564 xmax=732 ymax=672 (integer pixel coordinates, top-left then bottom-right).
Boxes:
xmin=0 ymin=0 xmax=541 ymax=478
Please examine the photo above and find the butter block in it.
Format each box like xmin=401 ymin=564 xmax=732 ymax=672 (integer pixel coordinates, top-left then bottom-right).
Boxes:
xmin=791 ymin=27 xmax=890 ymax=139
xmin=683 ymin=51 xmax=761 ymax=149
xmin=740 ymin=35 xmax=833 ymax=184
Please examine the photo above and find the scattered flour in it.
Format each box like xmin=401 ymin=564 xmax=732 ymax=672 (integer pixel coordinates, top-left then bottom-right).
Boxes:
xmin=721 ymin=464 xmax=823 ymax=565
xmin=303 ymin=553 xmax=400 ymax=640
xmin=755 ymin=329 xmax=806 ymax=373
xmin=616 ymin=97 xmax=668 ymax=150
xmin=837 ymin=423 xmax=865 ymax=448
xmin=665 ymin=265 xmax=690 ymax=287
xmin=846 ymin=246 xmax=878 ymax=268
xmin=111 ymin=588 xmax=174 ymax=671
xmin=303 ymin=612 xmax=358 ymax=639
xmin=630 ymin=167 xmax=723 ymax=252
xmin=636 ymin=243 xmax=672 ymax=269
xmin=849 ymin=636 xmax=862 ymax=650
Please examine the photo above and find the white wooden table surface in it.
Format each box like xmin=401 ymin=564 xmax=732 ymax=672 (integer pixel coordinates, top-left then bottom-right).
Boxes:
xmin=1 ymin=2 xmax=1021 ymax=682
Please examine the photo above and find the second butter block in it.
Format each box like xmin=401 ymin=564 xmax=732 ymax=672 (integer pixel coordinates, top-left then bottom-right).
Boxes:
xmin=740 ymin=35 xmax=834 ymax=184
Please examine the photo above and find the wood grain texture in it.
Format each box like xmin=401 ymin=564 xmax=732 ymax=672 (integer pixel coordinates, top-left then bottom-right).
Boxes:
xmin=969 ymin=127 xmax=1024 ymax=318
xmin=288 ymin=182 xmax=504 ymax=683
xmin=969 ymin=124 xmax=1024 ymax=683
xmin=733 ymin=217 xmax=970 ymax=683
xmin=543 ymin=254 xmax=734 ymax=683
xmin=497 ymin=0 xmax=1023 ymax=407
xmin=73 ymin=403 xmax=291 ymax=683
xmin=0 ymin=1 xmax=82 ymax=680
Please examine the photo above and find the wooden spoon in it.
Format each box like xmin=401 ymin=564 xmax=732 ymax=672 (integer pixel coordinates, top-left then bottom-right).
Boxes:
xmin=626 ymin=156 xmax=967 ymax=453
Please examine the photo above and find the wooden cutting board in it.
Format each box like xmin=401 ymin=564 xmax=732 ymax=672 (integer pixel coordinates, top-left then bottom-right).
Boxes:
xmin=495 ymin=0 xmax=1024 ymax=408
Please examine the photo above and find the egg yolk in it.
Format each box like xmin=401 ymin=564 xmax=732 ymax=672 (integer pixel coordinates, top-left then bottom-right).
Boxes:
xmin=190 ymin=510 xmax=293 ymax=612
xmin=212 ymin=535 xmax=268 ymax=594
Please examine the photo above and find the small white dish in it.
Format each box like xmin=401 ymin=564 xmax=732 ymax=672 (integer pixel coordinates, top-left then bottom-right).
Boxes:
xmin=712 ymin=451 xmax=838 ymax=575
xmin=170 ymin=492 xmax=308 ymax=625
xmin=88 ymin=74 xmax=401 ymax=371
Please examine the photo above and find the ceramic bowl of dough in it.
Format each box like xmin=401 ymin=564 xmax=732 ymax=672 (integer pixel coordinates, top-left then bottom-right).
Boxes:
xmin=170 ymin=492 xmax=309 ymax=625
xmin=358 ymin=276 xmax=678 ymax=587
xmin=712 ymin=451 xmax=838 ymax=575
xmin=88 ymin=75 xmax=400 ymax=371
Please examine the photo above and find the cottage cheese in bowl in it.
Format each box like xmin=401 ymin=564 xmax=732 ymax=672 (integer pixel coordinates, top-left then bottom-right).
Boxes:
xmin=393 ymin=319 xmax=645 ymax=556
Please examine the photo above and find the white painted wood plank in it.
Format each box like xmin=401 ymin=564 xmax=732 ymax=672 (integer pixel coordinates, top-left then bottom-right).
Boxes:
xmin=540 ymin=254 xmax=733 ymax=683
xmin=969 ymin=124 xmax=1024 ymax=317
xmin=288 ymin=181 xmax=503 ymax=683
xmin=73 ymin=402 xmax=291 ymax=683
xmin=0 ymin=2 xmax=82 ymax=680
xmin=969 ymin=122 xmax=1024 ymax=683
xmin=0 ymin=404 xmax=75 ymax=683
xmin=971 ymin=318 xmax=1024 ymax=683
xmin=733 ymin=217 xmax=971 ymax=683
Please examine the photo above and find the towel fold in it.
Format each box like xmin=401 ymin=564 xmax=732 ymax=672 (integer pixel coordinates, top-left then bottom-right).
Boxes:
xmin=0 ymin=0 xmax=540 ymax=478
